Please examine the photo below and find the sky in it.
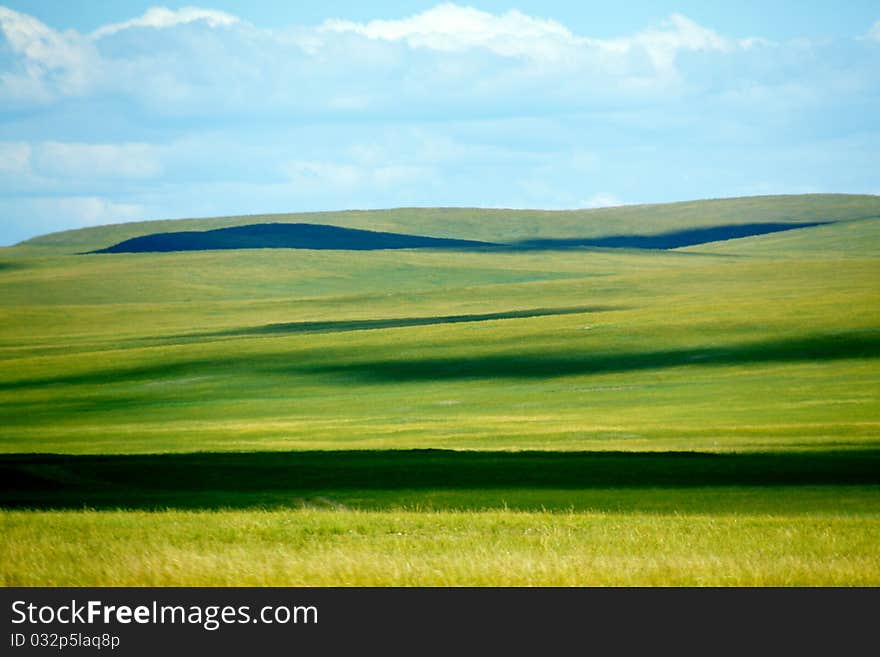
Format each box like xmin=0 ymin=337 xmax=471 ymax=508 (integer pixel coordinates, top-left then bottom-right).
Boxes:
xmin=0 ymin=2 xmax=878 ymax=245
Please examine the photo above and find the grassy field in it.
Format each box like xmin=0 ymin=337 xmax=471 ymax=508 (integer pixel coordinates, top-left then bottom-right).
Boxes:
xmin=4 ymin=510 xmax=878 ymax=586
xmin=1 ymin=195 xmax=878 ymax=585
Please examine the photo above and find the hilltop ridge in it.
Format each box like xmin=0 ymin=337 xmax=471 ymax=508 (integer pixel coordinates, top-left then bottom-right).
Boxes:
xmin=16 ymin=194 xmax=880 ymax=254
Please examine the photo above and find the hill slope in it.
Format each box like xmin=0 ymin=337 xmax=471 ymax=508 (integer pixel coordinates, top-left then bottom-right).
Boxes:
xmin=16 ymin=194 xmax=880 ymax=254
xmin=686 ymin=216 xmax=880 ymax=257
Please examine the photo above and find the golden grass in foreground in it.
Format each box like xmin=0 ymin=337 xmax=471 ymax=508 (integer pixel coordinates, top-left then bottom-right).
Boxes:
xmin=3 ymin=510 xmax=878 ymax=586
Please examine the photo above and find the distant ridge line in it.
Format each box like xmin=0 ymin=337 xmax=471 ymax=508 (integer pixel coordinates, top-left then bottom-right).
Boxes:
xmin=88 ymin=220 xmax=833 ymax=254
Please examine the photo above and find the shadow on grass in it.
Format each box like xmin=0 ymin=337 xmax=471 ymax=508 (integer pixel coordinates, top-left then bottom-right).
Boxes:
xmin=509 ymin=222 xmax=830 ymax=250
xmin=299 ymin=331 xmax=880 ymax=382
xmin=88 ymin=220 xmax=829 ymax=254
xmin=1 ymin=449 xmax=878 ymax=510
xmin=1 ymin=330 xmax=877 ymax=391
xmin=89 ymin=223 xmax=500 ymax=254
xmin=191 ymin=305 xmax=614 ymax=339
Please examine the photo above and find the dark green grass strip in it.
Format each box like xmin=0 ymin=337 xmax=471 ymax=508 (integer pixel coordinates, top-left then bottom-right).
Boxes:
xmin=298 ymin=331 xmax=880 ymax=382
xmin=191 ymin=305 xmax=614 ymax=339
xmin=2 ymin=449 xmax=878 ymax=510
xmin=1 ymin=330 xmax=877 ymax=391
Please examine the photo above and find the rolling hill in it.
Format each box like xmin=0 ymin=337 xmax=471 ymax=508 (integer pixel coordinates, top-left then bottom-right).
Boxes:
xmin=2 ymin=193 xmax=879 ymax=586
xmin=16 ymin=193 xmax=880 ymax=254
xmin=89 ymin=220 xmax=830 ymax=254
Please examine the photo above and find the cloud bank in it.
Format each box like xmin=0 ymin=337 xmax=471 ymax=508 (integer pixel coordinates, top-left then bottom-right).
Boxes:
xmin=0 ymin=3 xmax=770 ymax=111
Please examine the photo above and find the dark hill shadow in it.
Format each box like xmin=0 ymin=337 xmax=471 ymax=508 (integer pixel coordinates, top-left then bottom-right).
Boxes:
xmin=1 ymin=449 xmax=877 ymax=510
xmin=89 ymin=223 xmax=499 ymax=254
xmin=86 ymin=221 xmax=830 ymax=254
xmin=510 ymin=222 xmax=830 ymax=250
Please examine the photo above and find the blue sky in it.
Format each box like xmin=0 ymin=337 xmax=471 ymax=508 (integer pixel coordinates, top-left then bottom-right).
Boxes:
xmin=1 ymin=2 xmax=878 ymax=244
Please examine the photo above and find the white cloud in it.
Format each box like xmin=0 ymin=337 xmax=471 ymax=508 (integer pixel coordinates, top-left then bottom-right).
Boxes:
xmin=568 ymin=151 xmax=599 ymax=174
xmin=91 ymin=6 xmax=240 ymax=39
xmin=281 ymin=159 xmax=430 ymax=194
xmin=48 ymin=196 xmax=145 ymax=225
xmin=0 ymin=3 xmax=773 ymax=113
xmin=283 ymin=160 xmax=363 ymax=190
xmin=580 ymin=193 xmax=625 ymax=209
xmin=319 ymin=5 xmax=753 ymax=75
xmin=591 ymin=13 xmax=738 ymax=76
xmin=0 ymin=142 xmax=31 ymax=174
xmin=320 ymin=3 xmax=576 ymax=60
xmin=33 ymin=142 xmax=162 ymax=180
xmin=372 ymin=164 xmax=431 ymax=187
xmin=0 ymin=6 xmax=96 ymax=99
xmin=868 ymin=21 xmax=880 ymax=41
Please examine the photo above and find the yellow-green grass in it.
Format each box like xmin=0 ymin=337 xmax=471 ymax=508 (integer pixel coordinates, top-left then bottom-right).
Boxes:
xmin=689 ymin=216 xmax=880 ymax=258
xmin=1 ymin=249 xmax=876 ymax=453
xmin=1 ymin=195 xmax=878 ymax=585
xmin=3 ymin=509 xmax=878 ymax=586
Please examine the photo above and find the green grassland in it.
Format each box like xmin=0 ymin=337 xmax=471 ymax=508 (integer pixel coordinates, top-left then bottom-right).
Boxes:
xmin=4 ymin=510 xmax=878 ymax=586
xmin=1 ymin=195 xmax=878 ymax=585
